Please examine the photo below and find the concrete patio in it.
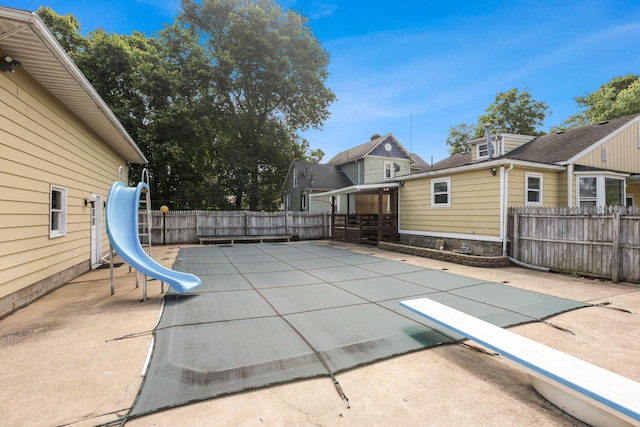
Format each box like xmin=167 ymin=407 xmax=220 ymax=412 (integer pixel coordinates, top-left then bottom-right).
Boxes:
xmin=1 ymin=241 xmax=638 ymax=426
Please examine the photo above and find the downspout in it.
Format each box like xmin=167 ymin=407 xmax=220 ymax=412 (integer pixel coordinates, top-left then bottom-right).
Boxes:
xmin=567 ymin=164 xmax=573 ymax=208
xmin=501 ymin=163 xmax=514 ymax=256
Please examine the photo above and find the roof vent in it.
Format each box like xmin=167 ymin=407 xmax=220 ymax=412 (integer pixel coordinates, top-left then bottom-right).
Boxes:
xmin=370 ymin=133 xmax=381 ymax=141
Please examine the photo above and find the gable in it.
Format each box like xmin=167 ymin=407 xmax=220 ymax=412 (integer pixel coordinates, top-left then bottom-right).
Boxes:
xmin=505 ymin=113 xmax=640 ymax=166
xmin=327 ymin=133 xmax=412 ymax=165
xmin=0 ymin=7 xmax=146 ymax=163
xmin=368 ymin=136 xmax=410 ymax=159
xmin=568 ymin=116 xmax=640 ymax=173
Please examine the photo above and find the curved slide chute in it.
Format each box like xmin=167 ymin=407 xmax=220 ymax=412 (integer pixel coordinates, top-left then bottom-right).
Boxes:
xmin=106 ymin=181 xmax=201 ymax=293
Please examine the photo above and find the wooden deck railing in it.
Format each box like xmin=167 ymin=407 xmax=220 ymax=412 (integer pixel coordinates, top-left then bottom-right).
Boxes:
xmin=331 ymin=214 xmax=399 ymax=245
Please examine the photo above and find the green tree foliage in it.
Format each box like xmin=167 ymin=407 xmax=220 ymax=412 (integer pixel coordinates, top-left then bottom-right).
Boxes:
xmin=446 ymin=88 xmax=549 ymax=155
xmin=552 ymin=74 xmax=640 ymax=132
xmin=37 ymin=2 xmax=334 ymax=211
xmin=445 ymin=123 xmax=475 ymax=155
xmin=180 ymin=0 xmax=335 ymax=210
xmin=35 ymin=7 xmax=86 ymax=57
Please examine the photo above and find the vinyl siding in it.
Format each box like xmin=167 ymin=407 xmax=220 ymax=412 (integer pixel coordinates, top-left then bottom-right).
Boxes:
xmin=627 ymin=183 xmax=640 ymax=206
xmin=0 ymin=69 xmax=128 ymax=299
xmin=507 ymin=168 xmax=562 ymax=208
xmin=363 ymin=157 xmax=386 ymax=183
xmin=340 ymin=161 xmax=360 ymax=185
xmin=501 ymin=135 xmax=534 ymax=154
xmin=574 ymin=124 xmax=640 ymax=173
xmin=400 ymin=169 xmax=501 ymax=237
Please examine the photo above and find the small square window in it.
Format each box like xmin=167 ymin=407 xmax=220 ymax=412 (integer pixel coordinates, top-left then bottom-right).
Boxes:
xmin=477 ymin=143 xmax=488 ymax=158
xmin=50 ymin=185 xmax=67 ymax=238
xmin=431 ymin=178 xmax=451 ymax=207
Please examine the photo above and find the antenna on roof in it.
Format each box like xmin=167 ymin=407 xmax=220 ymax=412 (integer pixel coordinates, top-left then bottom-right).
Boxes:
xmin=410 ymin=113 xmax=413 ymax=156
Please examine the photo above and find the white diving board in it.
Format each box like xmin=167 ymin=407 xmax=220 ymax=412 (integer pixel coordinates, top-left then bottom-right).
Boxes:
xmin=400 ymin=298 xmax=640 ymax=427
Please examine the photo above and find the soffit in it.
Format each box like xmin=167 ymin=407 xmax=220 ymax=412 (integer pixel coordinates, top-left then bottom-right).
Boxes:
xmin=0 ymin=7 xmax=147 ymax=163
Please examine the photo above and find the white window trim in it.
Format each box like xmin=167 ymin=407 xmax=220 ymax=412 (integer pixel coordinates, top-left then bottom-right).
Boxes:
xmin=384 ymin=161 xmax=393 ymax=180
xmin=301 ymin=193 xmax=307 ymax=210
xmin=575 ymin=173 xmax=627 ymax=207
xmin=292 ymin=170 xmax=298 ymax=188
xmin=49 ymin=185 xmax=67 ymax=238
xmin=525 ymin=172 xmax=543 ymax=206
xmin=431 ymin=177 xmax=451 ymax=207
xmin=476 ymin=143 xmax=488 ymax=160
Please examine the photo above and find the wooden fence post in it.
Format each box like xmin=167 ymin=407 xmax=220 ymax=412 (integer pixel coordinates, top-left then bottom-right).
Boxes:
xmin=612 ymin=211 xmax=620 ymax=283
xmin=513 ymin=211 xmax=519 ymax=260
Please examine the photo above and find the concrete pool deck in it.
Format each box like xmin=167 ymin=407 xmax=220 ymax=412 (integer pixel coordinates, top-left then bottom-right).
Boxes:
xmin=1 ymin=241 xmax=639 ymax=426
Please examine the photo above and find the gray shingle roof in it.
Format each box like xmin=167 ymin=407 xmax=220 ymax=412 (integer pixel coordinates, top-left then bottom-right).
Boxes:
xmin=427 ymin=113 xmax=640 ymax=171
xmin=327 ymin=134 xmax=392 ymax=165
xmin=503 ymin=113 xmax=640 ymax=164
xmin=409 ymin=152 xmax=430 ymax=172
xmin=292 ymin=161 xmax=353 ymax=190
xmin=429 ymin=151 xmax=473 ymax=171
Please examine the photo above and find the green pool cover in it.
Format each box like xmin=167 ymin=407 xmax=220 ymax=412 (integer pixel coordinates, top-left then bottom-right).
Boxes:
xmin=127 ymin=243 xmax=588 ymax=418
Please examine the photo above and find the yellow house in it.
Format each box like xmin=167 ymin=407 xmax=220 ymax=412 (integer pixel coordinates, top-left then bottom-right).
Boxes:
xmin=0 ymin=7 xmax=147 ymax=318
xmin=399 ymin=113 xmax=640 ymax=256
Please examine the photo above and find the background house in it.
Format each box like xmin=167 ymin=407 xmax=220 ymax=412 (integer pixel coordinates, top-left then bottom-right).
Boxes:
xmin=0 ymin=7 xmax=147 ymax=318
xmin=283 ymin=133 xmax=426 ymax=214
xmin=281 ymin=161 xmax=352 ymax=213
xmin=398 ymin=113 xmax=640 ymax=256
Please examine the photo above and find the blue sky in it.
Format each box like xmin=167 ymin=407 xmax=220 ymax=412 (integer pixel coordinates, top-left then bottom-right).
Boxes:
xmin=5 ymin=0 xmax=640 ymax=163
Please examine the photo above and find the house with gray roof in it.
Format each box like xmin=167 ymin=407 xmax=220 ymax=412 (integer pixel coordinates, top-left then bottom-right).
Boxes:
xmin=398 ymin=113 xmax=640 ymax=256
xmin=282 ymin=133 xmax=426 ymax=214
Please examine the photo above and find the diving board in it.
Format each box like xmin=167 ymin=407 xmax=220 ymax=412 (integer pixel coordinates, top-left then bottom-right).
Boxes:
xmin=400 ymin=298 xmax=640 ymax=427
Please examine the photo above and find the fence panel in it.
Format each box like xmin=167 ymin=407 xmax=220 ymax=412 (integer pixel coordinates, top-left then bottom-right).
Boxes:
xmin=141 ymin=210 xmax=329 ymax=245
xmin=509 ymin=206 xmax=640 ymax=284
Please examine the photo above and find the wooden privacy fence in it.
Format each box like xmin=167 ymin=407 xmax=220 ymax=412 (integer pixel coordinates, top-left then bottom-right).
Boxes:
xmin=141 ymin=210 xmax=330 ymax=245
xmin=509 ymin=206 xmax=640 ymax=283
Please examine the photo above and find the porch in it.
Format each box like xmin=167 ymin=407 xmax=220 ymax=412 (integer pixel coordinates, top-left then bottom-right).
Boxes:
xmin=331 ymin=213 xmax=399 ymax=245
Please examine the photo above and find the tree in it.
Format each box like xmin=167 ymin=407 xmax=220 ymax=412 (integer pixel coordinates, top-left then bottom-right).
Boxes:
xmin=36 ymin=7 xmax=87 ymax=57
xmin=552 ymin=74 xmax=640 ymax=132
xmin=180 ymin=0 xmax=335 ymax=210
xmin=38 ymin=4 xmax=333 ymax=211
xmin=446 ymin=88 xmax=550 ymax=155
xmin=445 ymin=123 xmax=475 ymax=155
xmin=476 ymin=88 xmax=549 ymax=136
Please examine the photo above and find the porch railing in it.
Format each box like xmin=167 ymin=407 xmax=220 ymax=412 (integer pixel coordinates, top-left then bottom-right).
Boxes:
xmin=331 ymin=214 xmax=399 ymax=245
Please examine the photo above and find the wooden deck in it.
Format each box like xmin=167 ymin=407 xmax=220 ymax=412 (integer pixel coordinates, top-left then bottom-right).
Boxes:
xmin=331 ymin=214 xmax=399 ymax=245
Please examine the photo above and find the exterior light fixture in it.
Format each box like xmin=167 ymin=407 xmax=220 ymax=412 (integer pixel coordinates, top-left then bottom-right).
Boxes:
xmin=85 ymin=193 xmax=98 ymax=206
xmin=490 ymin=167 xmax=497 ymax=176
xmin=0 ymin=55 xmax=20 ymax=73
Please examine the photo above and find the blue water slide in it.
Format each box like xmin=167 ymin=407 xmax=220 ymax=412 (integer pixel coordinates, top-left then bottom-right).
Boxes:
xmin=106 ymin=181 xmax=201 ymax=293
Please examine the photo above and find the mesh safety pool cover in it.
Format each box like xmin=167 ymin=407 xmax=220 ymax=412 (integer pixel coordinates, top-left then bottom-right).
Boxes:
xmin=128 ymin=243 xmax=588 ymax=417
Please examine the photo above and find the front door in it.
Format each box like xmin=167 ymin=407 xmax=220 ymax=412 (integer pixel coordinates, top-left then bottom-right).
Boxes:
xmin=90 ymin=195 xmax=102 ymax=268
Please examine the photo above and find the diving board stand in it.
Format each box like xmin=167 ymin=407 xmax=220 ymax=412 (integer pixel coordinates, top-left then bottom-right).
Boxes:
xmin=400 ymin=298 xmax=640 ymax=427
